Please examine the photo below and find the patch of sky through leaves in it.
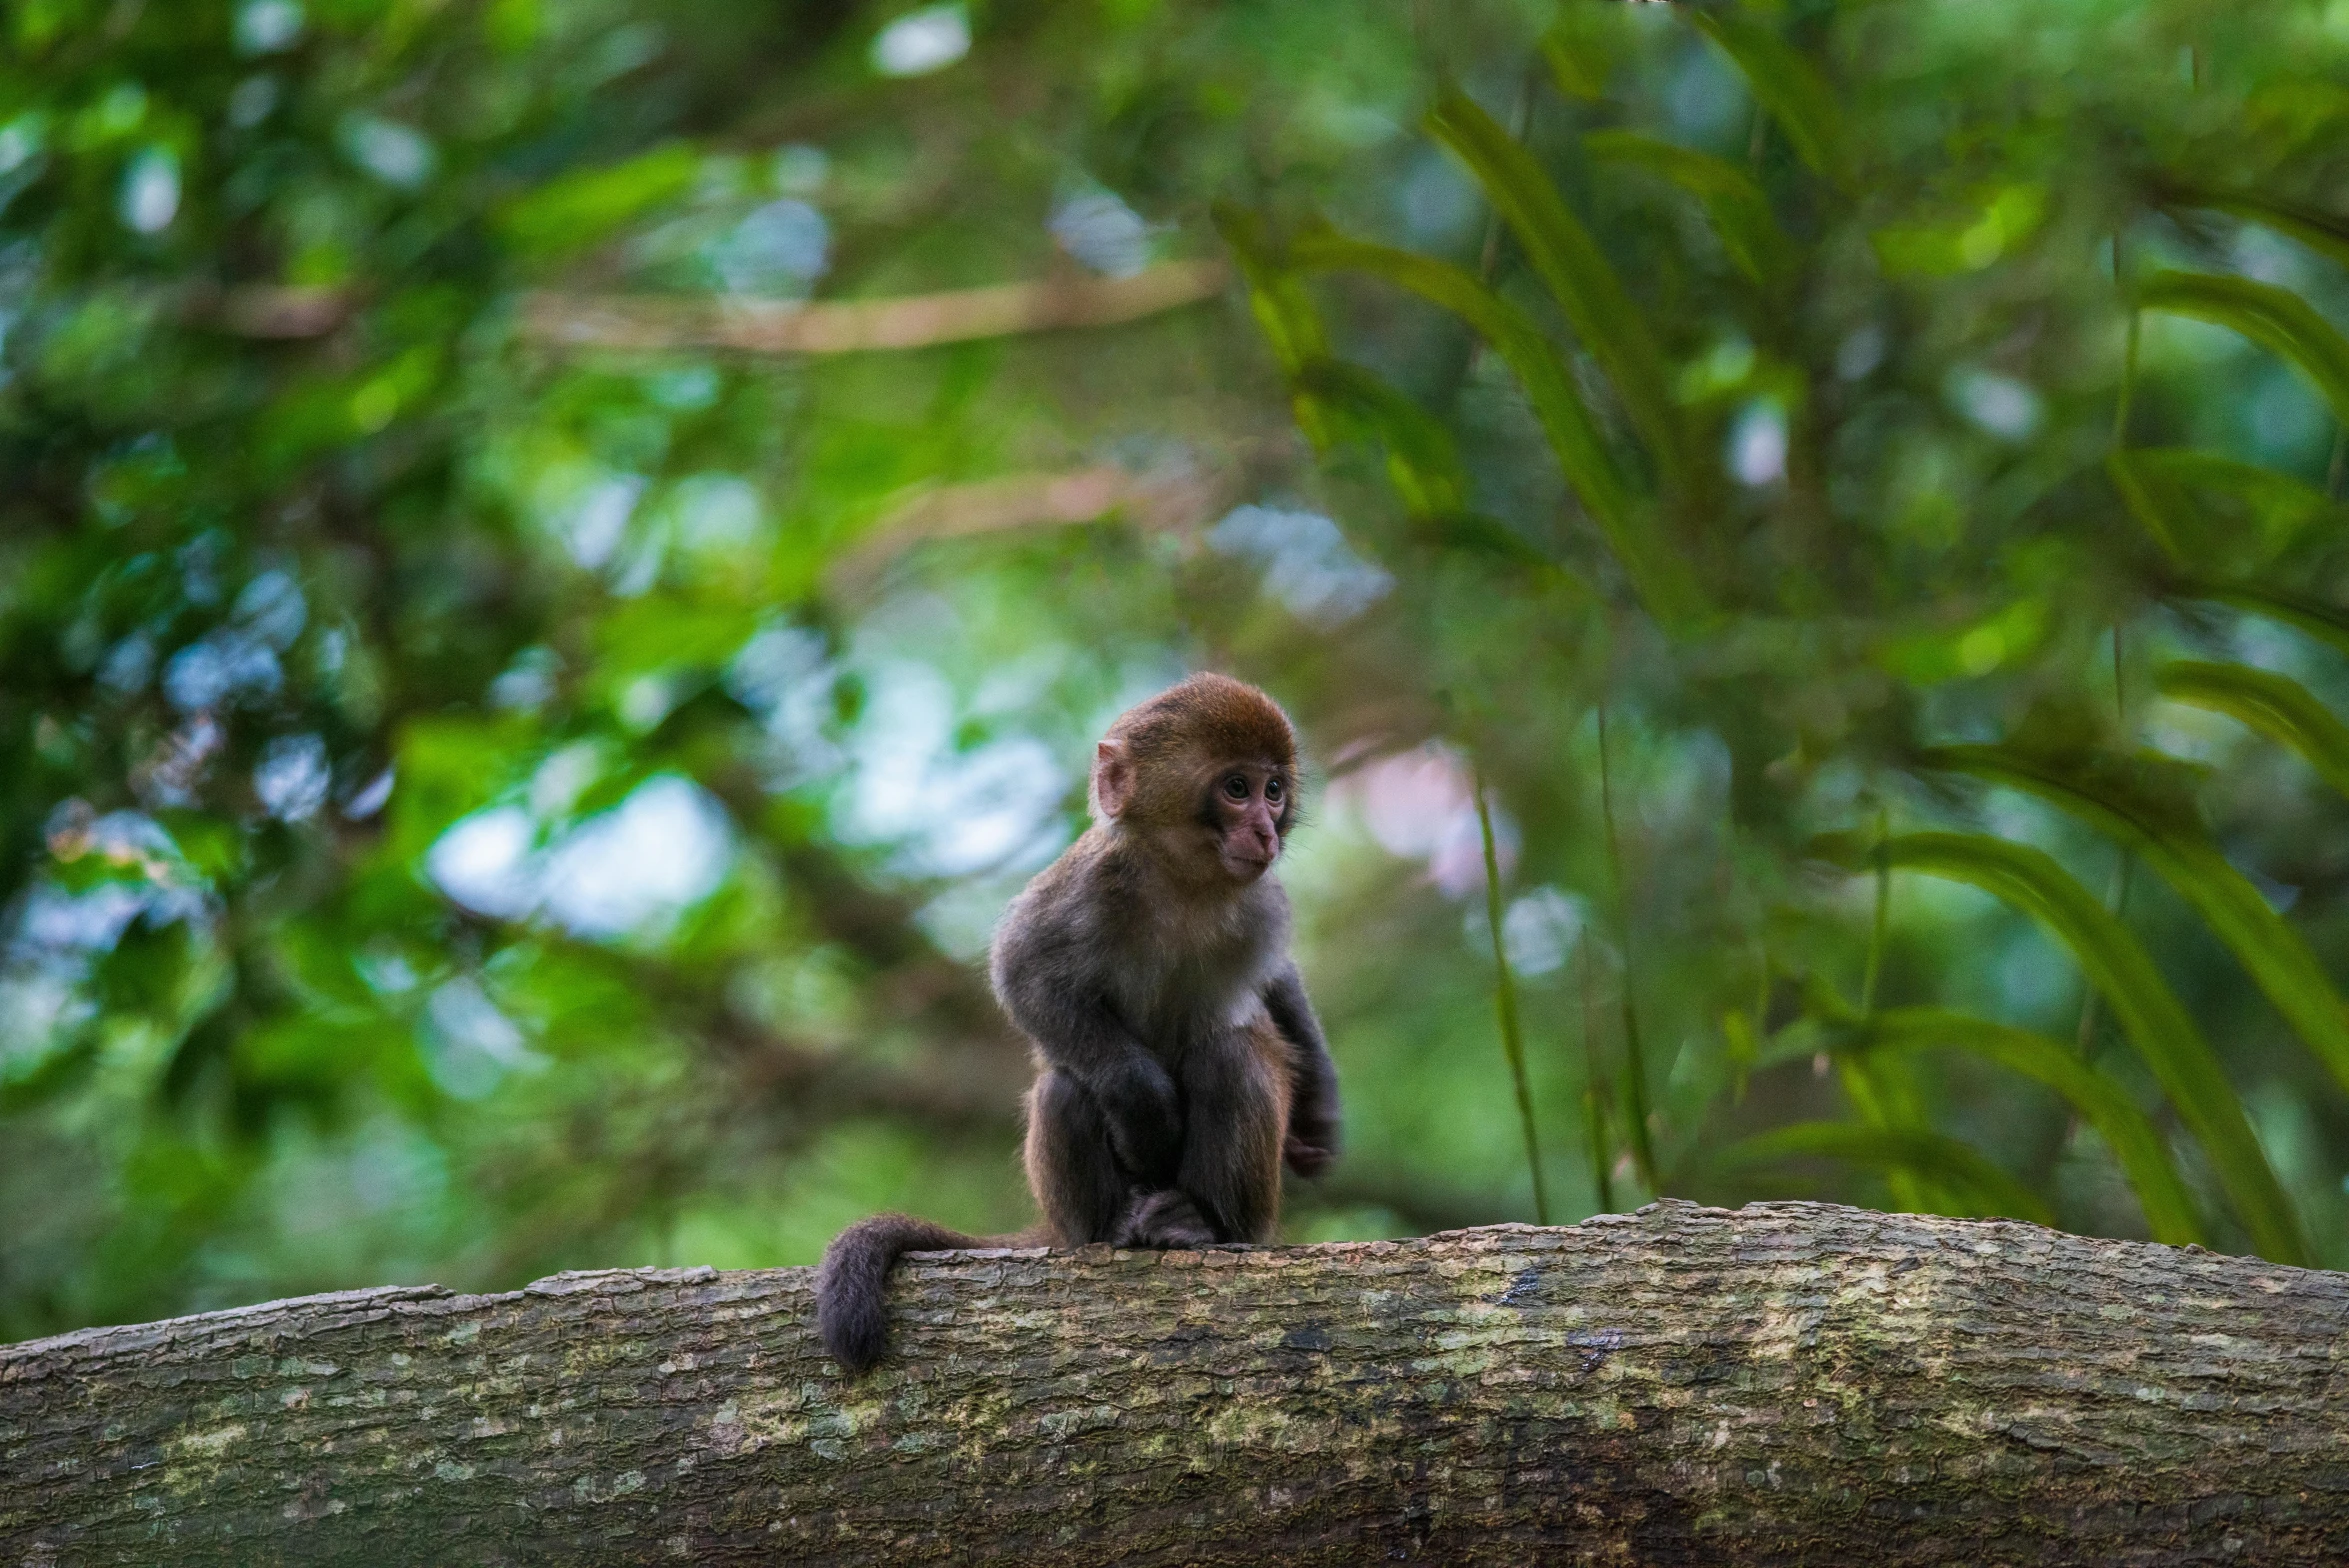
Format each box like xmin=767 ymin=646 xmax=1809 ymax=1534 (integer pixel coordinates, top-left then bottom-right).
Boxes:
xmin=1207 ymin=506 xmax=1393 ymax=625
xmin=1049 ymin=187 xmax=1156 ymax=277
xmin=829 ymin=660 xmax=1068 ymax=879
xmin=425 ymin=776 xmax=735 ymax=939
xmin=871 ymin=5 xmax=970 ymax=77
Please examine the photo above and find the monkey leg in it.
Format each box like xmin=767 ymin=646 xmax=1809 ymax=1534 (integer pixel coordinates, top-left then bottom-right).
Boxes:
xmin=1023 ymin=1069 xmax=1134 ymax=1245
xmin=1169 ymin=1017 xmax=1291 ymax=1244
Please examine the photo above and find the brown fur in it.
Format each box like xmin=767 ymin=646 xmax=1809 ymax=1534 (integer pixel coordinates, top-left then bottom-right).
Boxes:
xmin=815 ymin=673 xmax=1340 ymax=1374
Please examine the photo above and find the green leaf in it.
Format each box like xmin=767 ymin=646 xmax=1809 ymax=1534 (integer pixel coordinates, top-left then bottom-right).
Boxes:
xmin=2138 ymin=271 xmax=2349 ymax=427
xmin=1854 ymin=1009 xmax=2206 ymax=1247
xmin=1424 ymin=90 xmax=1685 ymax=476
xmin=1215 ymin=205 xmax=1333 ymax=376
xmin=1287 ymin=228 xmax=1705 ymax=623
xmin=2187 ymin=582 xmax=2349 ymax=662
xmin=498 ymin=143 xmax=701 ymax=260
xmin=1810 ymin=828 xmax=2306 ymax=1264
xmin=1928 ymin=742 xmax=2349 ymax=1113
xmin=1291 ymin=357 xmax=1469 ymax=522
xmin=1220 ymin=211 xmax=1569 ymax=571
xmin=1834 ymin=1053 xmax=1943 ymax=1215
xmin=1582 ymin=130 xmax=1792 ymax=289
xmin=2157 ymin=660 xmax=2349 ymax=803
xmin=1685 ymin=10 xmax=1852 ymax=190
xmin=1713 ymin=1121 xmax=2053 ymax=1226
xmin=2166 ymin=186 xmax=2349 ymax=275
xmin=1541 ymin=1 xmax=1629 ymax=101
xmin=2108 ymin=448 xmax=2340 ymax=574
xmin=1215 ymin=204 xmax=1340 ymax=445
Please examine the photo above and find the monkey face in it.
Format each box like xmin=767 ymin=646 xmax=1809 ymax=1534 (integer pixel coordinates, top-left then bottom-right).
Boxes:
xmin=1200 ymin=762 xmax=1291 ymax=884
xmin=1088 ymin=672 xmax=1301 ymax=891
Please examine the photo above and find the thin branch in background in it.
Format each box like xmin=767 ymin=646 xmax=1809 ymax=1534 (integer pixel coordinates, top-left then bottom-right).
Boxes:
xmin=202 ymin=262 xmax=1230 ymax=350
xmin=2114 ymin=306 xmax=2141 ymax=444
xmin=515 ymin=260 xmax=1228 ymax=353
xmin=1848 ymin=803 xmax=1933 ymax=1214
xmin=207 ymin=283 xmax=357 ymax=338
xmin=1576 ymin=935 xmax=1617 ymax=1212
xmin=823 ymin=462 xmax=1235 ymax=596
xmin=2112 ymin=622 xmax=2128 ymax=721
xmin=2075 ymin=625 xmax=2136 ymax=1061
xmin=1728 ymin=946 xmax=1769 ymax=1105
xmin=1475 ymin=767 xmax=1551 ymax=1225
xmin=1861 ymin=804 xmax=1891 ymax=1016
xmin=2082 ymin=291 xmax=2143 ymax=1064
xmin=1596 ymin=703 xmax=1658 ymax=1190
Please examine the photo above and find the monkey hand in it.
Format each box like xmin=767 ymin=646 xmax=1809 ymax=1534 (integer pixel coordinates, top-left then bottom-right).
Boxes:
xmin=1283 ymin=1132 xmax=1336 ymax=1178
xmin=1097 ymin=1054 xmax=1185 ymax=1185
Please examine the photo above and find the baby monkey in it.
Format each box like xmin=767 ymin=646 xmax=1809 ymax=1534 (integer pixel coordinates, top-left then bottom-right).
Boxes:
xmin=817 ymin=672 xmax=1340 ymax=1373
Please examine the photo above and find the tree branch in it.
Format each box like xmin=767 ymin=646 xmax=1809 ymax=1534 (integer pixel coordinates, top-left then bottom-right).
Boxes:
xmin=515 ymin=260 xmax=1229 ymax=354
xmin=822 ymin=461 xmax=1234 ymax=594
xmin=8 ymin=1201 xmax=2345 ymax=1564
xmin=196 ymin=260 xmax=1229 ymax=350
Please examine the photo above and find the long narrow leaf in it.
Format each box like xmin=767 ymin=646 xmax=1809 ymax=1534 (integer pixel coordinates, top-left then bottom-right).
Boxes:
xmin=2108 ymin=450 xmax=2187 ymax=563
xmin=1930 ymin=744 xmax=2349 ymax=1108
xmin=1292 ymin=358 xmax=1468 ymax=519
xmin=2158 ymin=661 xmax=2349 ymax=803
xmin=1214 ymin=205 xmax=1330 ymax=374
xmin=1685 ymin=11 xmax=1853 ymax=190
xmin=1713 ymin=1121 xmax=2053 ymax=1225
xmin=1843 ymin=827 xmax=1942 ymax=1214
xmin=2168 ymin=186 xmax=2349 ymax=275
xmin=1287 ymin=229 xmax=1705 ymax=623
xmin=1582 ymin=130 xmax=1793 ymax=289
xmin=1836 ymin=1056 xmax=1938 ymax=1215
xmin=1476 ymin=775 xmax=1549 ymax=1224
xmin=1425 ymin=90 xmax=1685 ymax=475
xmin=1541 ymin=2 xmax=1628 ymax=102
xmin=1290 ymin=358 xmax=1555 ymax=567
xmin=2189 ymin=582 xmax=2349 ymax=662
xmin=2139 ymin=271 xmax=2349 ymax=427
xmin=1215 ymin=205 xmax=1344 ymax=452
xmin=2109 ymin=447 xmax=2339 ymax=575
xmin=1811 ymin=828 xmax=2306 ymax=1263
xmin=1857 ymin=1008 xmax=2205 ymax=1246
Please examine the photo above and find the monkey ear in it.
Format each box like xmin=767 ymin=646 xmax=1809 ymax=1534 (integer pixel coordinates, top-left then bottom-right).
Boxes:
xmin=1092 ymin=739 xmax=1135 ymax=819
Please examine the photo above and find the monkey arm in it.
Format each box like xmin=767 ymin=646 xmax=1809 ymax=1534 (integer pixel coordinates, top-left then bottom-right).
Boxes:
xmin=995 ymin=962 xmax=1184 ymax=1186
xmin=1083 ymin=1042 xmax=1185 ymax=1185
xmin=1264 ymin=963 xmax=1341 ymax=1175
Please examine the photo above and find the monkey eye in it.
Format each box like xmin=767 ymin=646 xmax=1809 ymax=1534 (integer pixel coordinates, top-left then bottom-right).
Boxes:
xmin=1222 ymin=774 xmax=1251 ymax=801
xmin=1264 ymin=777 xmax=1284 ymax=802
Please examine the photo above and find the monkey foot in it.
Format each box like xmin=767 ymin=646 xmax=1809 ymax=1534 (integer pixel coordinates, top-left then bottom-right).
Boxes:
xmin=1115 ymin=1189 xmax=1219 ymax=1248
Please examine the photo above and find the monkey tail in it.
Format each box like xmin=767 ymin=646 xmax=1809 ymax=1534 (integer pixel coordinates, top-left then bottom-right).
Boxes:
xmin=815 ymin=1214 xmax=1036 ymax=1374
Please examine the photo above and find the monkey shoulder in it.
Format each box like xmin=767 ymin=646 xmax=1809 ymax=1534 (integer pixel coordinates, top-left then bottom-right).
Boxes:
xmin=987 ymin=834 xmax=1118 ymax=992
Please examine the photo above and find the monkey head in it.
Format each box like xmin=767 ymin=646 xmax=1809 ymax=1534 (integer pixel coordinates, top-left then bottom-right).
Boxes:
xmin=1090 ymin=672 xmax=1299 ymax=889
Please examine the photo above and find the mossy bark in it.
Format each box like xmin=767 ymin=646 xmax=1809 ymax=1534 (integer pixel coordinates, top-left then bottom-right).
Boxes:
xmin=5 ymin=1200 xmax=2346 ymax=1565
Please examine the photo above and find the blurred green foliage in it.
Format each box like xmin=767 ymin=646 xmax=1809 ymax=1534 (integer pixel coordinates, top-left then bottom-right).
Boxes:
xmin=5 ymin=0 xmax=2349 ymax=1342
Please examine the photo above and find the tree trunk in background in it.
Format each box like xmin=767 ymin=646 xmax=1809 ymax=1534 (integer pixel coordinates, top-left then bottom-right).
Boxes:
xmin=5 ymin=1200 xmax=2345 ymax=1565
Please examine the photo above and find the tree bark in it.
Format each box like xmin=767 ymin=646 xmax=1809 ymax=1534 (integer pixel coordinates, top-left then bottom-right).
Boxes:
xmin=5 ymin=1200 xmax=2345 ymax=1565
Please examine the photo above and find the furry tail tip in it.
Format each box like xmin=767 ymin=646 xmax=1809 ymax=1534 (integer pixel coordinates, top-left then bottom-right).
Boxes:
xmin=815 ymin=1214 xmax=985 ymax=1374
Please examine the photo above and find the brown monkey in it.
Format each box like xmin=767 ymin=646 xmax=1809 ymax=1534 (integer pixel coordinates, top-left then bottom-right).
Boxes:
xmin=816 ymin=672 xmax=1340 ymax=1373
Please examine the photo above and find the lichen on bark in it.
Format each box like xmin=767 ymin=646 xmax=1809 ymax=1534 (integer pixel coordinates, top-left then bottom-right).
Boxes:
xmin=6 ymin=1200 xmax=2347 ymax=1565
